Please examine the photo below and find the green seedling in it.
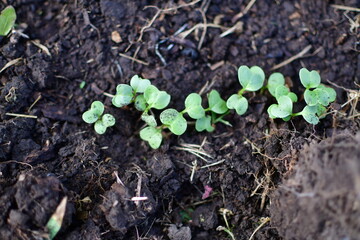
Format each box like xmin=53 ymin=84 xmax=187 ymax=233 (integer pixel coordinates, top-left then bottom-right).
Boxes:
xmin=144 ymin=85 xmax=171 ymax=110
xmin=195 ymin=90 xmax=229 ymax=132
xmin=112 ymin=75 xmax=151 ymax=108
xmin=0 ymin=6 xmax=16 ymax=36
xmin=82 ymin=101 xmax=115 ymax=134
xmin=300 ymin=68 xmax=336 ymax=107
xmin=83 ymin=66 xmax=338 ymax=149
xmin=268 ymin=68 xmax=336 ymax=124
xmin=140 ymin=126 xmax=163 ymax=149
xmin=227 ymin=65 xmax=265 ymax=115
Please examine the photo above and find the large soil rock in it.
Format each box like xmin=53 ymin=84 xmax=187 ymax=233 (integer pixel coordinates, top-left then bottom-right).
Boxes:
xmin=271 ymin=133 xmax=360 ymax=240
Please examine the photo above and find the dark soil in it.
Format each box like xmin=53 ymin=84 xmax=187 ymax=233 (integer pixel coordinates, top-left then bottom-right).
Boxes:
xmin=0 ymin=0 xmax=359 ymax=239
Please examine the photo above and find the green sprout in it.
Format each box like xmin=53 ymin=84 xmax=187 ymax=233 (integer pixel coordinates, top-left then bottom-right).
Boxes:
xmin=82 ymin=66 xmax=338 ymax=149
xmin=139 ymin=126 xmax=163 ymax=149
xmin=0 ymin=6 xmax=16 ymax=36
xmin=268 ymin=68 xmax=336 ymax=124
xmin=82 ymin=101 xmax=115 ymax=134
xmin=226 ymin=65 xmax=265 ymax=115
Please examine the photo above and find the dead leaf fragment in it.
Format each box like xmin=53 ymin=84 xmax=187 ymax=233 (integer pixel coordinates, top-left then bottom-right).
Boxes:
xmin=111 ymin=31 xmax=122 ymax=43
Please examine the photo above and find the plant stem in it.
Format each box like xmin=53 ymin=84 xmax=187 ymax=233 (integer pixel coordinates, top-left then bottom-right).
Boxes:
xmin=238 ymin=88 xmax=245 ymax=96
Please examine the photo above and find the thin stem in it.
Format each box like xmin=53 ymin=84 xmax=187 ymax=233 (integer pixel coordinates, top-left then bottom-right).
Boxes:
xmin=292 ymin=112 xmax=302 ymax=117
xmin=238 ymin=88 xmax=246 ymax=96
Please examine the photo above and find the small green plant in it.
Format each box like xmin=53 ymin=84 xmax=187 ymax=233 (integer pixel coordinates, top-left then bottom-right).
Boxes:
xmin=267 ymin=68 xmax=336 ymax=124
xmin=82 ymin=101 xmax=115 ymax=134
xmin=82 ymin=66 xmax=337 ymax=149
xmin=226 ymin=65 xmax=265 ymax=115
xmin=0 ymin=6 xmax=16 ymax=36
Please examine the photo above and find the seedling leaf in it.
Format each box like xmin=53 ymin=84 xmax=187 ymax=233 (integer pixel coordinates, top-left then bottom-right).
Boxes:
xmin=141 ymin=112 xmax=157 ymax=127
xmin=130 ymin=75 xmax=151 ymax=93
xmin=112 ymin=84 xmax=134 ymax=107
xmin=185 ymin=93 xmax=205 ymax=119
xmin=269 ymin=95 xmax=293 ymax=118
xmin=208 ymin=90 xmax=228 ymax=114
xmin=238 ymin=65 xmax=265 ymax=92
xmin=144 ymin=85 xmax=170 ymax=110
xmin=94 ymin=120 xmax=107 ymax=134
xmin=140 ymin=126 xmax=162 ymax=149
xmin=226 ymin=94 xmax=248 ymax=115
xmin=288 ymin=92 xmax=298 ymax=102
xmin=102 ymin=114 xmax=115 ymax=127
xmin=90 ymin=101 xmax=104 ymax=116
xmin=46 ymin=197 xmax=67 ymax=240
xmin=195 ymin=115 xmax=214 ymax=132
xmin=268 ymin=72 xmax=285 ymax=96
xmin=299 ymin=68 xmax=321 ymax=89
xmin=0 ymin=6 xmax=16 ymax=36
xmin=300 ymin=105 xmax=319 ymax=125
xmin=267 ymin=104 xmax=277 ymax=119
xmin=82 ymin=111 xmax=99 ymax=124
xmin=134 ymin=95 xmax=147 ymax=111
xmin=160 ymin=109 xmax=187 ymax=135
xmin=304 ymin=89 xmax=318 ymax=106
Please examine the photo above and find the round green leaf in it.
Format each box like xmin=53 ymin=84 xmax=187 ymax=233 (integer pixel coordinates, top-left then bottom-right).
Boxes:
xmin=208 ymin=90 xmax=228 ymax=114
xmin=160 ymin=109 xmax=187 ymax=135
xmin=301 ymin=106 xmax=319 ymax=125
xmin=267 ymin=104 xmax=277 ymax=119
xmin=141 ymin=112 xmax=157 ymax=127
xmin=82 ymin=110 xmax=99 ymax=124
xmin=287 ymin=92 xmax=298 ymax=102
xmin=90 ymin=101 xmax=104 ymax=116
xmin=94 ymin=120 xmax=107 ymax=134
xmin=299 ymin=68 xmax=321 ymax=89
xmin=304 ymin=89 xmax=318 ymax=106
xmin=112 ymin=84 xmax=134 ymax=107
xmin=134 ymin=95 xmax=147 ymax=111
xmin=0 ymin=6 xmax=16 ymax=36
xmin=238 ymin=65 xmax=265 ymax=92
xmin=268 ymin=72 xmax=285 ymax=96
xmin=270 ymin=96 xmax=293 ymax=118
xmin=318 ymin=85 xmax=336 ymax=104
xmin=195 ymin=115 xmax=214 ymax=132
xmin=185 ymin=93 xmax=205 ymax=119
xmin=144 ymin=85 xmax=171 ymax=110
xmin=102 ymin=114 xmax=115 ymax=127
xmin=130 ymin=75 xmax=151 ymax=93
xmin=226 ymin=94 xmax=248 ymax=115
xmin=323 ymin=86 xmax=336 ymax=102
xmin=274 ymin=85 xmax=290 ymax=99
xmin=140 ymin=126 xmax=162 ymax=149
xmin=315 ymin=104 xmax=327 ymax=118
xmin=316 ymin=88 xmax=330 ymax=106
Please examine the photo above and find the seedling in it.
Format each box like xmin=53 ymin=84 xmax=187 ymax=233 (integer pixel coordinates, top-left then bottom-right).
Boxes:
xmin=82 ymin=66 xmax=337 ymax=149
xmin=82 ymin=101 xmax=115 ymax=134
xmin=226 ymin=65 xmax=265 ymax=115
xmin=0 ymin=6 xmax=16 ymax=36
xmin=268 ymin=68 xmax=336 ymax=124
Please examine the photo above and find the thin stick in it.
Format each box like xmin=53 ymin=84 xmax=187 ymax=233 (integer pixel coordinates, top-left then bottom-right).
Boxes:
xmin=180 ymin=23 xmax=226 ymax=39
xmin=6 ymin=113 xmax=37 ymax=119
xmin=119 ymin=53 xmax=149 ymax=66
xmin=198 ymin=8 xmax=207 ymax=50
xmin=0 ymin=58 xmax=22 ymax=74
xmin=28 ymin=94 xmax=42 ymax=112
xmin=137 ymin=0 xmax=201 ymax=42
xmin=249 ymin=217 xmax=270 ymax=240
xmin=270 ymin=45 xmax=312 ymax=70
xmin=0 ymin=160 xmax=33 ymax=170
xmin=331 ymin=4 xmax=360 ymax=12
xmin=232 ymin=0 xmax=257 ymax=22
xmin=200 ymin=159 xmax=226 ymax=169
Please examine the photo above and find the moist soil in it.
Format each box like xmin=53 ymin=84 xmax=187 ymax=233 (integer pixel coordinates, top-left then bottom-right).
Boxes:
xmin=0 ymin=0 xmax=359 ymax=239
